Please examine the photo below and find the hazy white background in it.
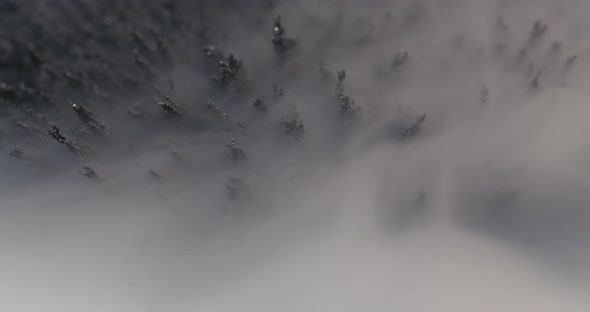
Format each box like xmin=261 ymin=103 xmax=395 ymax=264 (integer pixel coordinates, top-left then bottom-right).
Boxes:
xmin=2 ymin=0 xmax=590 ymax=311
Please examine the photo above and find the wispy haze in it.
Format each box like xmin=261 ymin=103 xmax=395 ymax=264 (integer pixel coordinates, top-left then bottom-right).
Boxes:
xmin=1 ymin=0 xmax=590 ymax=311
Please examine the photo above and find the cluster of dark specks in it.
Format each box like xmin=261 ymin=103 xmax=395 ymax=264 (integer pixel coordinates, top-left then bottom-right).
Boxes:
xmin=252 ymin=99 xmax=268 ymax=114
xmin=72 ymin=103 xmax=106 ymax=134
xmin=375 ymin=51 xmax=409 ymax=79
xmin=530 ymin=20 xmax=548 ymax=43
xmin=127 ymin=104 xmax=144 ymax=119
xmin=226 ymin=138 xmax=248 ymax=164
xmin=206 ymin=99 xmax=228 ymax=119
xmin=159 ymin=96 xmax=182 ymax=117
xmin=80 ymin=165 xmax=100 ymax=181
xmin=280 ymin=109 xmax=305 ymax=144
xmin=480 ymin=84 xmax=490 ymax=106
xmin=47 ymin=121 xmax=67 ymax=144
xmin=1 ymin=2 xmax=584 ymax=212
xmin=47 ymin=121 xmax=88 ymax=159
xmin=335 ymin=69 xmax=362 ymax=121
xmin=272 ymin=84 xmax=284 ymax=98
xmin=399 ymin=114 xmax=426 ymax=140
xmin=272 ymin=15 xmax=296 ymax=60
xmin=15 ymin=120 xmax=43 ymax=139
xmin=212 ymin=53 xmax=243 ymax=88
xmin=9 ymin=145 xmax=26 ymax=160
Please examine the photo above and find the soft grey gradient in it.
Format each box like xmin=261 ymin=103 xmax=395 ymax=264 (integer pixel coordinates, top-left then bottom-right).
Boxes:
xmin=2 ymin=0 xmax=590 ymax=311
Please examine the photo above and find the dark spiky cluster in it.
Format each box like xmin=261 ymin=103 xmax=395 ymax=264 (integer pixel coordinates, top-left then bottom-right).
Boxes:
xmin=280 ymin=110 xmax=305 ymax=144
xmin=400 ymin=114 xmax=426 ymax=140
xmin=2 ymin=1 xmax=584 ymax=213
xmin=272 ymin=15 xmax=296 ymax=59
xmin=335 ymin=70 xmax=362 ymax=121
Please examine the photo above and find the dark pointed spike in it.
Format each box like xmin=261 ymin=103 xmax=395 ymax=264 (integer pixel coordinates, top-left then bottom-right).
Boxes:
xmin=80 ymin=165 xmax=99 ymax=180
xmin=149 ymin=169 xmax=163 ymax=180
xmin=48 ymin=121 xmax=67 ymax=144
xmin=565 ymin=55 xmax=578 ymax=68
xmin=226 ymin=138 xmax=247 ymax=163
xmin=65 ymin=141 xmax=88 ymax=158
xmin=253 ymin=99 xmax=268 ymax=113
xmin=9 ymin=146 xmax=25 ymax=159
xmin=400 ymin=114 xmax=426 ymax=140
